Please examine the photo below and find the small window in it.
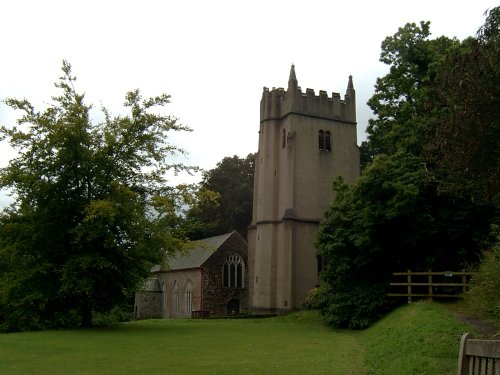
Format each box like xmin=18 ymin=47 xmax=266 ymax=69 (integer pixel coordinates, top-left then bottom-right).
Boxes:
xmin=282 ymin=129 xmax=286 ymax=148
xmin=161 ymin=281 xmax=168 ymax=316
xmin=185 ymin=280 xmax=193 ymax=315
xmin=173 ymin=281 xmax=179 ymax=313
xmin=319 ymin=129 xmax=331 ymax=151
xmin=325 ymin=131 xmax=331 ymax=151
xmin=318 ymin=130 xmax=325 ymax=150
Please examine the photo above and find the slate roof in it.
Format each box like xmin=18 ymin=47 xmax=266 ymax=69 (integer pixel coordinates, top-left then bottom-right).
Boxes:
xmin=165 ymin=232 xmax=234 ymax=271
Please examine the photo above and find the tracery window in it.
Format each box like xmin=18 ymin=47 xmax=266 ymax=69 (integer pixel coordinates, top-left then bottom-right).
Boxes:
xmin=223 ymin=254 xmax=245 ymax=288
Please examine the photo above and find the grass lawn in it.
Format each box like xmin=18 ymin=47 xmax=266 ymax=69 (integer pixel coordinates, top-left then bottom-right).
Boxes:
xmin=0 ymin=311 xmax=364 ymax=375
xmin=0 ymin=303 xmax=475 ymax=375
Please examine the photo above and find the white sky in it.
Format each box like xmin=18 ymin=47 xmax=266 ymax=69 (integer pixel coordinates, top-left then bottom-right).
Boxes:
xmin=0 ymin=0 xmax=496 ymax=206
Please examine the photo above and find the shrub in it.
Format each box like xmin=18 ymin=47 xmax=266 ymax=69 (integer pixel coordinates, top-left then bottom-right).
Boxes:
xmin=300 ymin=288 xmax=321 ymax=310
xmin=317 ymin=282 xmax=396 ymax=330
xmin=463 ymin=240 xmax=500 ymax=324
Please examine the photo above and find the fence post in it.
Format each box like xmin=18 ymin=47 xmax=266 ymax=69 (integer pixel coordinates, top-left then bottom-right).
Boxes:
xmin=462 ymin=271 xmax=467 ymax=294
xmin=428 ymin=270 xmax=433 ymax=301
xmin=407 ymin=270 xmax=412 ymax=303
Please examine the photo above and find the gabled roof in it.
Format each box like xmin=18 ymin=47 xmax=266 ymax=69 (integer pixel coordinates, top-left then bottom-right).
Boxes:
xmin=165 ymin=232 xmax=234 ymax=271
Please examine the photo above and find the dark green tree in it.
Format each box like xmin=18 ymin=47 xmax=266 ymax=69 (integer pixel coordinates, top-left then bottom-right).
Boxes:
xmin=185 ymin=154 xmax=255 ymax=240
xmin=424 ymin=7 xmax=500 ymax=205
xmin=317 ymin=154 xmax=493 ymax=329
xmin=0 ymin=61 xmax=193 ymax=330
xmin=317 ymin=12 xmax=498 ymax=329
xmin=366 ymin=21 xmax=457 ymax=159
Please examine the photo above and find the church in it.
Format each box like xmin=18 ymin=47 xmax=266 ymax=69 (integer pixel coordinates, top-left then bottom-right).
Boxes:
xmin=134 ymin=231 xmax=249 ymax=319
xmin=135 ymin=66 xmax=359 ymax=318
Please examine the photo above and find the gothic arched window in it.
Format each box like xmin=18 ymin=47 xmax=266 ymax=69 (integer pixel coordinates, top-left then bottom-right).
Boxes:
xmin=319 ymin=130 xmax=331 ymax=151
xmin=318 ymin=130 xmax=325 ymax=150
xmin=223 ymin=254 xmax=245 ymax=288
xmin=325 ymin=131 xmax=331 ymax=151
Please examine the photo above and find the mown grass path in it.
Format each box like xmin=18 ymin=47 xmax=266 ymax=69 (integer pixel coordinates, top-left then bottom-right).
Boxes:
xmin=0 ymin=311 xmax=365 ymax=375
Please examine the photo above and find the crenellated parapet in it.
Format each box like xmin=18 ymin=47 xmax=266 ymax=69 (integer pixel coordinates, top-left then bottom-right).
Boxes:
xmin=260 ymin=65 xmax=356 ymax=124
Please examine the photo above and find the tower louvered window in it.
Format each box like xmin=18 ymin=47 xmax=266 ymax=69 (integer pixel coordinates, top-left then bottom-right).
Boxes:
xmin=325 ymin=131 xmax=331 ymax=151
xmin=319 ymin=130 xmax=331 ymax=151
xmin=223 ymin=254 xmax=245 ymax=288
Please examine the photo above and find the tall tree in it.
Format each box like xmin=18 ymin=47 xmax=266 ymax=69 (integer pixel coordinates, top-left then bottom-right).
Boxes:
xmin=424 ymin=7 xmax=500 ymax=204
xmin=0 ymin=61 xmax=193 ymax=330
xmin=185 ymin=154 xmax=255 ymax=240
xmin=317 ymin=13 xmax=498 ymax=329
xmin=366 ymin=21 xmax=457 ymax=160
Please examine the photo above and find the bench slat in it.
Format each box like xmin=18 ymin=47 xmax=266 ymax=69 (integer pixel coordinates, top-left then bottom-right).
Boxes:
xmin=458 ymin=333 xmax=500 ymax=375
xmin=465 ymin=340 xmax=500 ymax=359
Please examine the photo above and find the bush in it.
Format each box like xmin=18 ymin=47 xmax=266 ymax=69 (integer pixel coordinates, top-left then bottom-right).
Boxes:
xmin=92 ymin=306 xmax=133 ymax=326
xmin=300 ymin=288 xmax=321 ymax=310
xmin=463 ymin=240 xmax=500 ymax=324
xmin=317 ymin=282 xmax=396 ymax=330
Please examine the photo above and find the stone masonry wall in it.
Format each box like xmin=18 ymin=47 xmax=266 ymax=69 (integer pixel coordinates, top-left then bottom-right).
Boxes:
xmin=134 ymin=291 xmax=161 ymax=319
xmin=202 ymin=232 xmax=249 ymax=315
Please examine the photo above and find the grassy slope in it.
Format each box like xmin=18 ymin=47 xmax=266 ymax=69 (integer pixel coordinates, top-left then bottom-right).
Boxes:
xmin=0 ymin=311 xmax=365 ymax=375
xmin=361 ymin=302 xmax=473 ymax=375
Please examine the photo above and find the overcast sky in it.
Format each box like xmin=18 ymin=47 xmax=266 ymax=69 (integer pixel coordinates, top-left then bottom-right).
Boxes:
xmin=0 ymin=0 xmax=496 ymax=206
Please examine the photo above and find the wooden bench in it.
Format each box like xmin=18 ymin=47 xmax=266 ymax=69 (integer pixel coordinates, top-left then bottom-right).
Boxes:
xmin=457 ymin=333 xmax=500 ymax=375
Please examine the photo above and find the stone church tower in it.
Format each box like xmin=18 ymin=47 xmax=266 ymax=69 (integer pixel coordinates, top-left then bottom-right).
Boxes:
xmin=247 ymin=65 xmax=359 ymax=312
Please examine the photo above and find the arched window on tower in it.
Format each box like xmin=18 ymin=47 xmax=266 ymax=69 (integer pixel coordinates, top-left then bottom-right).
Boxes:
xmin=319 ymin=130 xmax=332 ymax=151
xmin=318 ymin=130 xmax=325 ymax=150
xmin=282 ymin=128 xmax=286 ymax=148
xmin=325 ymin=131 xmax=331 ymax=151
xmin=222 ymin=254 xmax=245 ymax=288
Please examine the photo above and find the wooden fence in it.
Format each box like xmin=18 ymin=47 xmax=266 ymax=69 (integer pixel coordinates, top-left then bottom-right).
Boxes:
xmin=388 ymin=270 xmax=473 ymax=302
xmin=457 ymin=333 xmax=500 ymax=375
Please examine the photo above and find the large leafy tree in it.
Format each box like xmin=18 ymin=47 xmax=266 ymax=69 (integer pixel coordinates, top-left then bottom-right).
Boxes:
xmin=364 ymin=21 xmax=457 ymax=161
xmin=318 ymin=11 xmax=498 ymax=329
xmin=318 ymin=155 xmax=493 ymax=329
xmin=184 ymin=154 xmax=255 ymax=240
xmin=424 ymin=7 xmax=500 ymax=204
xmin=0 ymin=62 xmax=193 ymax=330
